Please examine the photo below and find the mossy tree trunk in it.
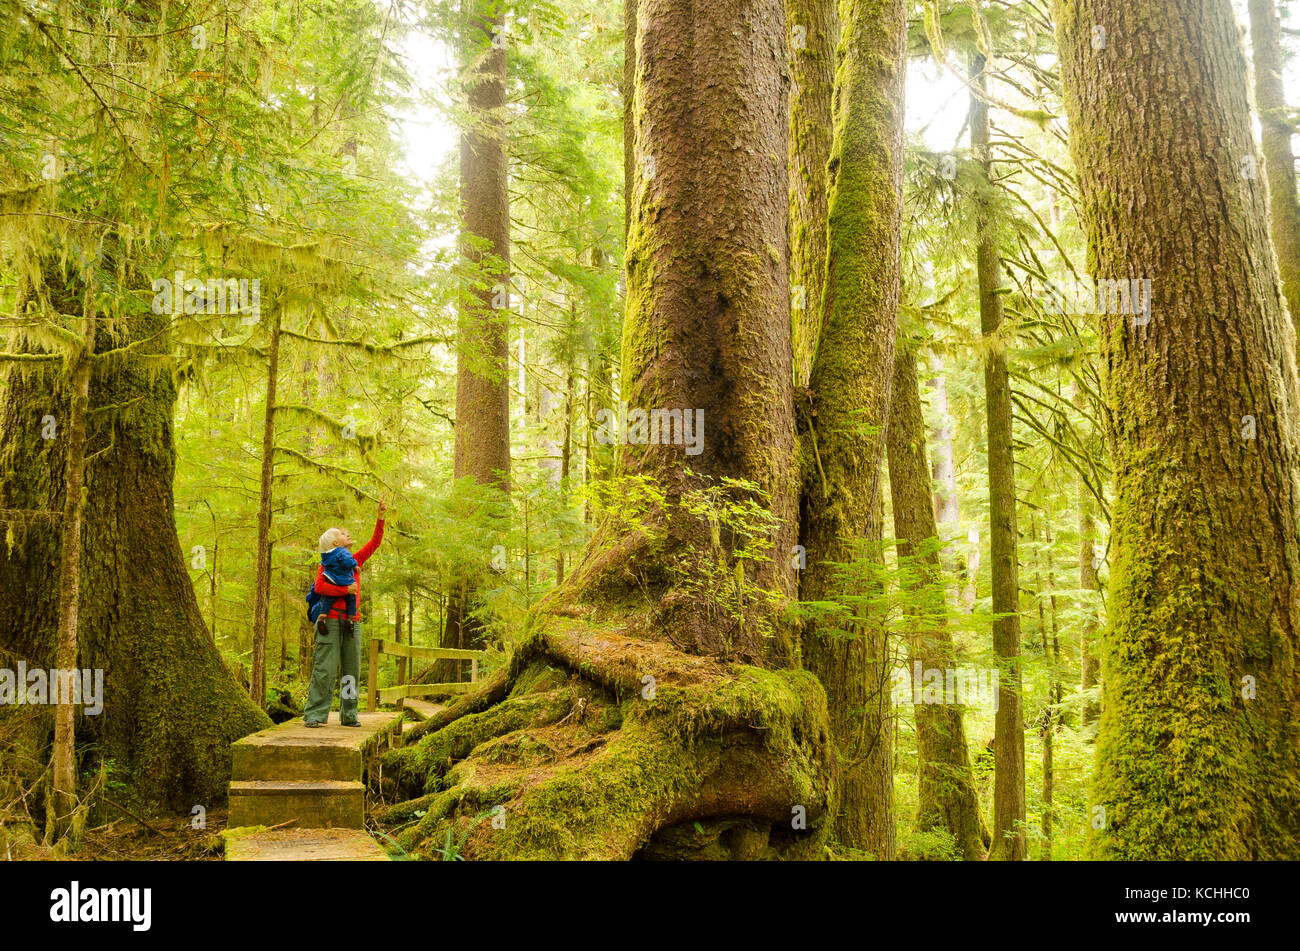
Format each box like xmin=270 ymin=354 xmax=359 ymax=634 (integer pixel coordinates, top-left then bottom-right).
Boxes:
xmin=0 ymin=281 xmax=271 ymax=819
xmin=442 ymin=0 xmax=513 ymax=680
xmin=1057 ymin=0 xmax=1300 ymax=858
xmin=382 ymin=0 xmax=836 ymax=861
xmin=970 ymin=53 xmax=1027 ymax=861
xmin=788 ymin=0 xmax=837 ymax=388
xmin=796 ymin=0 xmax=906 ymax=858
xmin=1248 ymin=0 xmax=1300 ymax=331
xmin=885 ymin=343 xmax=988 ymax=860
xmin=612 ymin=0 xmax=798 ymax=657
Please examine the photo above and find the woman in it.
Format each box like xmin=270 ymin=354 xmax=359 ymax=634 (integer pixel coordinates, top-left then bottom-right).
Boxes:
xmin=303 ymin=496 xmax=387 ymax=727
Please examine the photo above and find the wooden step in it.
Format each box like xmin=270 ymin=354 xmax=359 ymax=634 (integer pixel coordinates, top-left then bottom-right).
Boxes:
xmin=226 ymin=828 xmax=390 ymax=862
xmin=233 ymin=741 xmax=360 ymax=783
xmin=228 ymin=780 xmax=364 ymax=829
xmin=231 ymin=713 xmax=400 ymax=783
xmin=225 ymin=711 xmax=402 ymax=834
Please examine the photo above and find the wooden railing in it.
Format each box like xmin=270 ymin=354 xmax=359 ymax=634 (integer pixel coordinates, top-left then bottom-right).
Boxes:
xmin=367 ymin=639 xmax=487 ymax=711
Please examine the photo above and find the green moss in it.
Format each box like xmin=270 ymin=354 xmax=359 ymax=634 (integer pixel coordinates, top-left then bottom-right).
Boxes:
xmin=384 ymin=639 xmax=834 ymax=860
xmin=506 ymin=661 xmax=569 ymax=698
xmin=215 ymin=824 xmax=269 ymax=854
xmin=1089 ymin=451 xmax=1300 ymax=858
xmin=384 ymin=686 xmax=575 ymax=795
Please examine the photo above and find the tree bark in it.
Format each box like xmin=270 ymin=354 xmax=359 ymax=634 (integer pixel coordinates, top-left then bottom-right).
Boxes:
xmin=443 ymin=0 xmax=513 ymax=680
xmin=971 ymin=53 xmax=1027 ymax=861
xmin=606 ymin=0 xmax=797 ymax=660
xmin=1057 ymin=0 xmax=1300 ymax=858
xmin=797 ymin=0 xmax=906 ymax=857
xmin=453 ymin=0 xmax=511 ymax=481
xmin=886 ymin=343 xmax=987 ymax=860
xmin=788 ymin=0 xmax=837 ymax=388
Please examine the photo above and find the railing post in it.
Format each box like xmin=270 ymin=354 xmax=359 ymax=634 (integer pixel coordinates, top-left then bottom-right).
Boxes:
xmin=396 ymin=651 xmax=407 ymax=712
xmin=368 ymin=637 xmax=380 ymax=711
xmin=471 ymin=657 xmax=479 ymax=683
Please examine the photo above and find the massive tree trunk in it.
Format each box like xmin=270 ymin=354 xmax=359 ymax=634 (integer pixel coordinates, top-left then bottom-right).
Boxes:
xmin=442 ymin=0 xmax=513 ymax=679
xmin=612 ymin=0 xmax=798 ymax=653
xmin=970 ymin=54 xmax=1027 ymax=861
xmin=453 ymin=0 xmax=511 ymax=482
xmin=797 ymin=0 xmax=906 ymax=858
xmin=788 ymin=0 xmax=837 ymax=388
xmin=1057 ymin=0 xmax=1300 ymax=858
xmin=1248 ymin=0 xmax=1300 ymax=330
xmin=886 ymin=343 xmax=987 ymax=860
xmin=0 ymin=276 xmax=271 ymax=818
xmin=382 ymin=0 xmax=834 ymax=860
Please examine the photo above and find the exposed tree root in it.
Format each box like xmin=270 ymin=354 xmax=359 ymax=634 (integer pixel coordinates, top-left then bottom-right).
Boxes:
xmin=378 ymin=611 xmax=835 ymax=859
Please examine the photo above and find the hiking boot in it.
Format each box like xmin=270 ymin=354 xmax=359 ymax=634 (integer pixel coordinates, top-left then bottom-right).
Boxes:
xmin=304 ymin=719 xmax=324 ymax=728
xmin=340 ymin=720 xmax=361 ymax=728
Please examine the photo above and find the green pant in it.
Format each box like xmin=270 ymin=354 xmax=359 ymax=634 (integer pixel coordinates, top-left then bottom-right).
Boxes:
xmin=304 ymin=618 xmax=362 ymax=724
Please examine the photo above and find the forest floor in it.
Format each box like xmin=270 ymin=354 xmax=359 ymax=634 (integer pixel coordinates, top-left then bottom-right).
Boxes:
xmin=4 ymin=808 xmax=226 ymax=861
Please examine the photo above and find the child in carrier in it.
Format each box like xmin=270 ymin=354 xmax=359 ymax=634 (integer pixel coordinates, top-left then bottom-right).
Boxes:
xmin=312 ymin=530 xmax=358 ymax=633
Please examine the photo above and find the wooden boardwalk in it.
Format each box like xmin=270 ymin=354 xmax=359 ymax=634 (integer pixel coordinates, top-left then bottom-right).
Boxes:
xmin=226 ymin=828 xmax=390 ymax=861
xmin=225 ymin=711 xmax=403 ymax=861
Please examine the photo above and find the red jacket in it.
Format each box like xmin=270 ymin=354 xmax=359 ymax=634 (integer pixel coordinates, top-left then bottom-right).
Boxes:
xmin=314 ymin=519 xmax=384 ymax=621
